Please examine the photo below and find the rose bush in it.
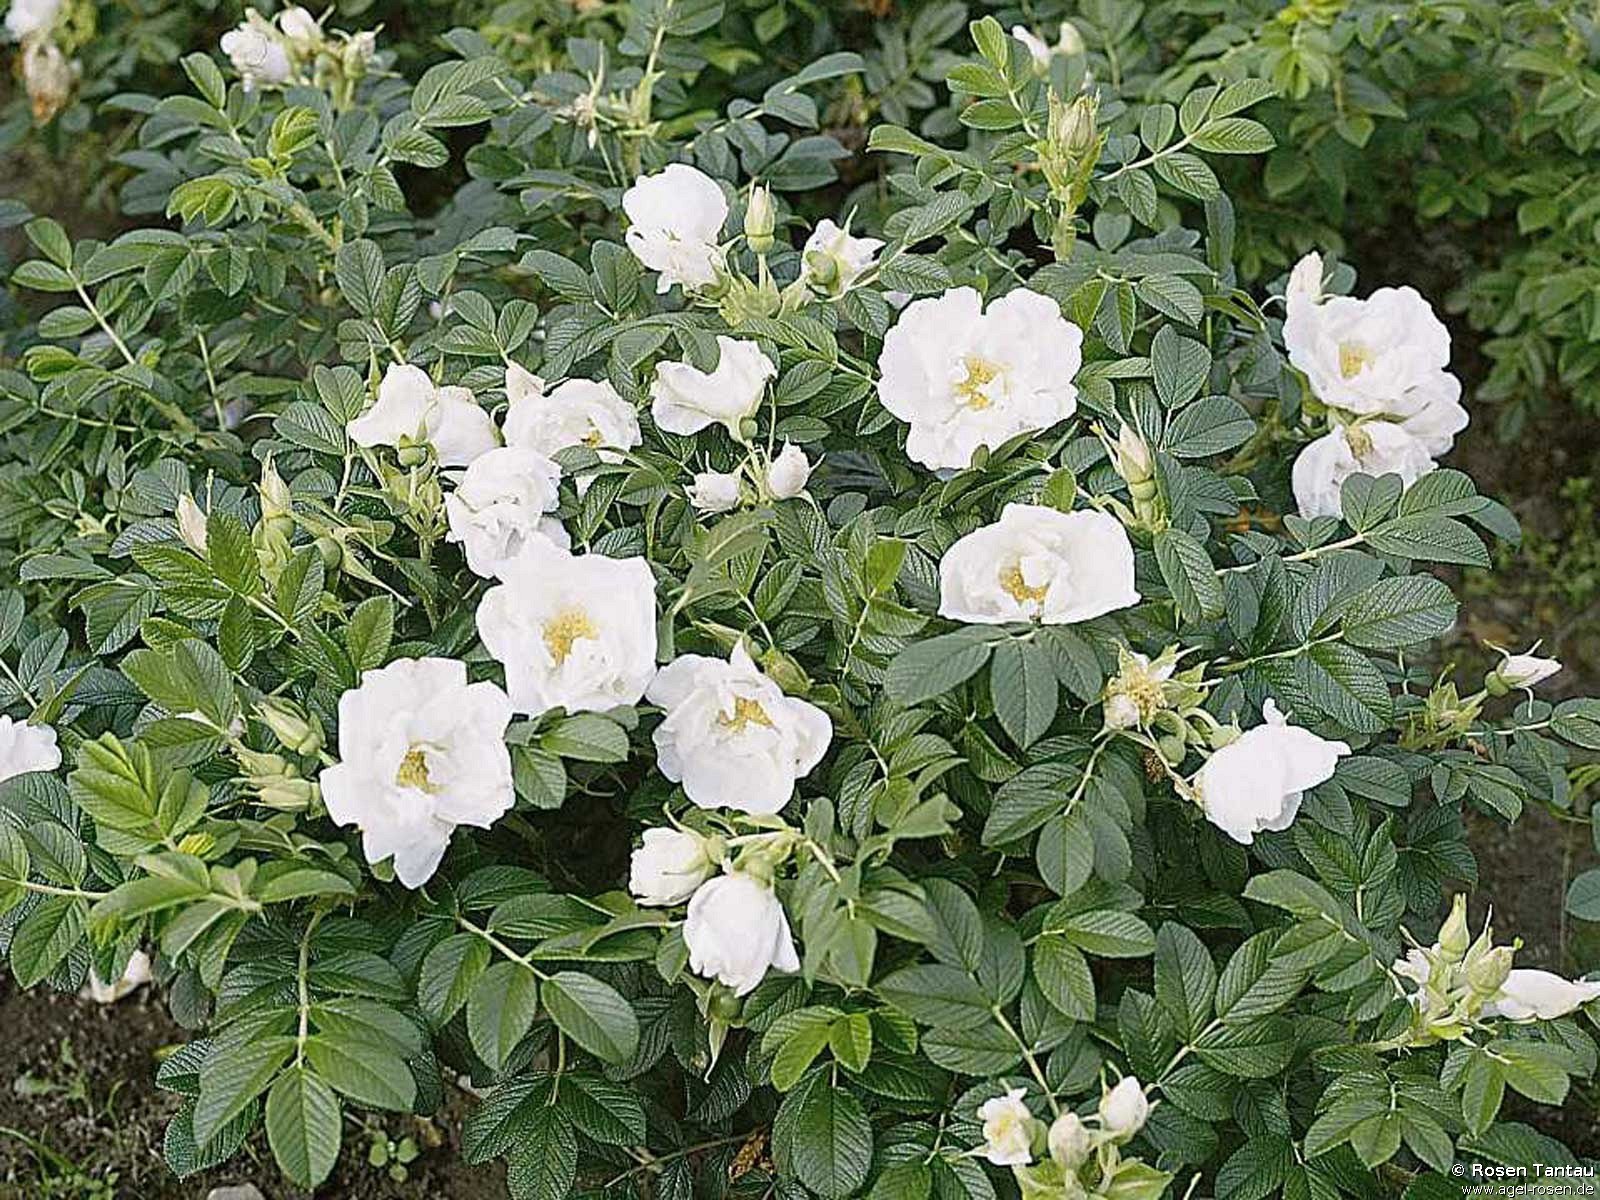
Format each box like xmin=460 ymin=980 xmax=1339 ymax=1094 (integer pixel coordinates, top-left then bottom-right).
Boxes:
xmin=2 ymin=3 xmax=1600 ymax=1199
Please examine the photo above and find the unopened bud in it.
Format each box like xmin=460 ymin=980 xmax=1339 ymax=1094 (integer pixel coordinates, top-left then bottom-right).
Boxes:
xmin=745 ymin=184 xmax=776 ymax=255
xmin=1055 ymin=21 xmax=1085 ymax=56
xmin=1156 ymin=734 xmax=1186 ymax=765
xmin=1047 ymin=1111 xmax=1093 ymax=1168
xmin=1465 ymin=945 xmax=1515 ymax=998
xmin=1116 ymin=423 xmax=1154 ymax=483
xmin=1438 ymin=894 xmax=1470 ymax=962
xmin=397 ymin=442 xmax=428 ymax=468
xmin=177 ymin=493 xmax=209 ymax=556
xmin=260 ymin=456 xmax=292 ymax=521
xmin=256 ymin=697 xmax=323 ymax=756
xmin=1055 ymin=95 xmax=1099 ymax=158
xmin=258 ymin=776 xmax=319 ymax=811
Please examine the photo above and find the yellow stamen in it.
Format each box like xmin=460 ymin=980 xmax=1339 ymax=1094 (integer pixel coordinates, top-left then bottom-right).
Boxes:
xmin=395 ymin=747 xmax=436 ymax=793
xmin=999 ymin=564 xmax=1049 ymax=605
xmin=543 ymin=609 xmax=598 ymax=664
xmin=1338 ymin=341 xmax=1372 ymax=380
xmin=955 ymin=357 xmax=1002 ymax=410
xmin=582 ymin=425 xmax=603 ymax=448
xmin=720 ymin=695 xmax=774 ymax=732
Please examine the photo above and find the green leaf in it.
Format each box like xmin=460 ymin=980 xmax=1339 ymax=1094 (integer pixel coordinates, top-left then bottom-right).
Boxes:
xmin=989 ymin=640 xmax=1058 ymax=748
xmin=193 ymin=1036 xmax=296 ymax=1146
xmin=774 ymin=1069 xmax=874 ymax=1200
xmin=1155 ymin=923 xmax=1217 ymax=1038
xmin=467 ymin=962 xmax=541 ymax=1071
xmin=1056 ymin=910 xmax=1156 ymax=958
xmin=304 ymin=1037 xmax=416 ymax=1111
xmin=886 ymin=630 xmax=996 ymax=705
xmin=1341 ymin=576 xmax=1457 ymax=649
xmin=540 ymin=971 xmax=640 ymax=1063
xmin=1155 ymin=528 xmax=1223 ymax=621
xmin=9 ymin=894 xmax=86 ymax=988
xmin=418 ymin=933 xmax=491 ymax=1024
xmin=505 ymin=1109 xmax=576 ymax=1200
xmin=1033 ymin=934 xmax=1096 ymax=1020
xmin=875 ymin=964 xmax=992 ymax=1029
xmin=265 ymin=1067 xmax=342 ymax=1190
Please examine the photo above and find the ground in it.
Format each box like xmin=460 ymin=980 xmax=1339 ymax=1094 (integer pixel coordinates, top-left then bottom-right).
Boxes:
xmin=0 ymin=983 xmax=506 ymax=1200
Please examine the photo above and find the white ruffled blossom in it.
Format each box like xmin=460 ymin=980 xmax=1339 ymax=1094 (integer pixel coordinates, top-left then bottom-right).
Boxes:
xmin=22 ymin=37 xmax=75 ymax=121
xmin=682 ymin=871 xmax=799 ymax=995
xmin=878 ymin=287 xmax=1083 ymax=471
xmin=0 ymin=715 xmax=60 ymax=780
xmin=800 ymin=220 xmax=883 ymax=297
xmin=347 ymin=363 xmax=499 ymax=468
xmin=1099 ymin=1076 xmax=1150 ymax=1139
xmin=765 ymin=444 xmax=812 ymax=500
xmin=1284 ymin=250 xmax=1467 ymax=455
xmin=629 ymin=828 xmax=715 ymax=906
xmin=938 ymin=504 xmax=1138 ymax=625
xmin=650 ymin=336 xmax=776 ymax=439
xmin=977 ymin=1088 xmax=1036 ymax=1166
xmin=320 ymin=658 xmax=515 ymax=888
xmin=220 ymin=14 xmax=292 ymax=90
xmin=477 ymin=540 xmax=658 ymax=716
xmin=622 ymin=163 xmax=728 ymax=294
xmin=688 ymin=469 xmax=741 ymax=514
xmin=1485 ymin=970 xmax=1600 ymax=1021
xmin=647 ymin=643 xmax=831 ymax=815
xmin=444 ymin=446 xmax=566 ymax=578
xmin=1291 ymin=422 xmax=1436 ymax=519
xmin=501 ymin=365 xmax=641 ymax=482
xmin=1192 ymin=700 xmax=1350 ymax=844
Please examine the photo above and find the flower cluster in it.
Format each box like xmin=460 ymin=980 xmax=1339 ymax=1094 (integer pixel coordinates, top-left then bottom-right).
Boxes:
xmin=1285 ymin=251 xmax=1469 ymax=519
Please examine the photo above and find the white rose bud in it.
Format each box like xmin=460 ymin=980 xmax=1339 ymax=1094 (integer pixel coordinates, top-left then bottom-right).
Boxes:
xmin=276 ymin=6 xmax=319 ymax=45
xmin=682 ymin=871 xmax=799 ymax=996
xmin=176 ymin=493 xmax=209 ymax=556
xmin=744 ymin=184 xmax=776 ymax=254
xmin=977 ymin=1087 xmax=1036 ymax=1166
xmin=1011 ymin=25 xmax=1051 ymax=71
xmin=800 ymin=220 xmax=883 ymax=298
xmin=629 ymin=828 xmax=716 ymax=906
xmin=220 ymin=18 xmax=292 ymax=90
xmin=765 ymin=444 xmax=812 ymax=500
xmin=1047 ymin=1110 xmax=1093 ymax=1168
xmin=1098 ymin=1076 xmax=1150 ymax=1139
xmin=688 ymin=469 xmax=742 ymax=514
xmin=1491 ymin=649 xmax=1562 ymax=693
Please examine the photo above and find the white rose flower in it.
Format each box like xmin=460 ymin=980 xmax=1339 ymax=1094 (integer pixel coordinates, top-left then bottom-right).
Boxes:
xmin=320 ymin=658 xmax=515 ymax=888
xmin=688 ymin=469 xmax=742 ymax=514
xmin=628 ymin=828 xmax=715 ymax=906
xmin=765 ymin=444 xmax=812 ymax=500
xmin=5 ymin=0 xmax=59 ymax=41
xmin=444 ymin=445 xmax=567 ymax=578
xmin=502 ymin=365 xmax=642 ymax=464
xmin=477 ymin=540 xmax=658 ymax=716
xmin=1047 ymin=1111 xmax=1093 ymax=1168
xmin=1011 ymin=25 xmax=1051 ymax=70
xmin=800 ymin=219 xmax=883 ymax=297
xmin=1192 ymin=700 xmax=1350 ymax=845
xmin=1283 ymin=251 xmax=1467 ymax=452
xmin=622 ymin=163 xmax=728 ymax=294
xmin=878 ymin=286 xmax=1083 ymax=471
xmin=220 ymin=19 xmax=292 ymax=90
xmin=1484 ymin=970 xmax=1600 ymax=1021
xmin=977 ymin=1087 xmax=1036 ymax=1166
xmin=1495 ymin=648 xmax=1562 ymax=690
xmin=1291 ymin=422 xmax=1437 ymax=519
xmin=647 ymin=643 xmax=831 ymax=815
xmin=650 ymin=336 xmax=777 ymax=440
xmin=1098 ymin=1076 xmax=1150 ymax=1139
xmin=276 ymin=5 xmax=319 ymax=45
xmin=937 ymin=504 xmax=1139 ymax=626
xmin=81 ymin=950 xmax=152 ymax=1005
xmin=347 ymin=363 xmax=499 ymax=468
xmin=0 ymin=715 xmax=60 ymax=780
xmin=682 ymin=871 xmax=799 ymax=996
